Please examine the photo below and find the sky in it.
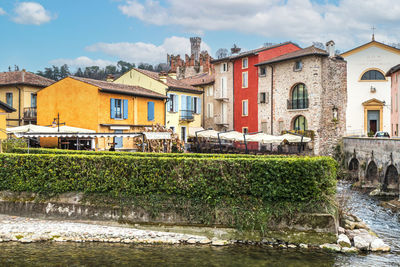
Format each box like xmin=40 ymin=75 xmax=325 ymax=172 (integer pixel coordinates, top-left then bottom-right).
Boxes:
xmin=1 ymin=0 xmax=400 ymax=72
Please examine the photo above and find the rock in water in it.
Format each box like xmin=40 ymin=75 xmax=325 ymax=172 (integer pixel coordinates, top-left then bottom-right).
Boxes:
xmin=341 ymin=247 xmax=358 ymax=253
xmin=370 ymin=238 xmax=391 ymax=252
xmin=353 ymin=235 xmax=371 ymax=250
xmin=337 ymin=234 xmax=351 ymax=248
xmin=320 ymin=243 xmax=341 ymax=252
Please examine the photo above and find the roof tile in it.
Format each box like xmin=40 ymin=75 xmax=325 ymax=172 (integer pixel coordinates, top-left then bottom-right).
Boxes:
xmin=0 ymin=71 xmax=55 ymax=87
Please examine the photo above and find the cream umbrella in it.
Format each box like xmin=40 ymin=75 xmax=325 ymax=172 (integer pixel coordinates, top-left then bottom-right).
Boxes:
xmin=280 ymin=133 xmax=311 ymax=143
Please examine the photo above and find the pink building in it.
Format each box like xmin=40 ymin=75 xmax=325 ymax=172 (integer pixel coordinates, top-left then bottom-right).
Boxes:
xmin=386 ymin=64 xmax=400 ymax=137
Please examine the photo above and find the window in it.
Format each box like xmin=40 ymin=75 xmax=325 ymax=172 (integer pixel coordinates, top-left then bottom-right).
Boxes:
xmin=170 ymin=126 xmax=175 ymax=133
xmin=207 ymin=86 xmax=214 ymax=97
xmin=259 ymin=67 xmax=266 ymax=76
xmin=147 ymin=101 xmax=155 ymax=121
xmin=207 ymin=103 xmax=213 ymax=118
xmin=259 ymin=92 xmax=267 ymax=103
xmin=31 ymin=93 xmax=37 ymax=108
xmin=242 ymin=72 xmax=248 ymax=88
xmin=220 ymin=63 xmax=228 ymax=73
xmin=242 ymin=100 xmax=248 ymax=116
xmin=221 ymin=103 xmax=227 ymax=123
xmin=221 ymin=77 xmax=227 ymax=97
xmin=289 ymin=83 xmax=308 ymax=109
xmin=361 ymin=69 xmax=385 ymax=80
xmin=294 ymin=61 xmax=303 ymax=71
xmin=6 ymin=93 xmax=13 ymax=107
xmin=293 ymin=115 xmax=308 ymax=131
xmin=242 ymin=127 xmax=248 ymax=134
xmin=193 ymin=97 xmax=201 ymax=114
xmin=167 ymin=94 xmax=178 ymax=112
xmin=181 ymin=126 xmax=187 ymax=142
xmin=110 ymin=98 xmax=128 ymax=120
xmin=242 ymin=58 xmax=248 ymax=69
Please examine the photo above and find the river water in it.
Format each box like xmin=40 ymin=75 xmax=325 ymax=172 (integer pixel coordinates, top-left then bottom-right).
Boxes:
xmin=0 ymin=182 xmax=399 ymax=267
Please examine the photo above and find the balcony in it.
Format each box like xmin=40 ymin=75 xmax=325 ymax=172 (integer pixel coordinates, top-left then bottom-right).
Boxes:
xmin=180 ymin=110 xmax=194 ymax=121
xmin=23 ymin=107 xmax=37 ymax=121
xmin=287 ymin=99 xmax=309 ymax=110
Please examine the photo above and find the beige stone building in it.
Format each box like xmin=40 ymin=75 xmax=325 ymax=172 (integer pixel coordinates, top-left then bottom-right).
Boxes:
xmin=0 ymin=70 xmax=54 ymax=127
xmin=204 ymin=59 xmax=234 ymax=131
xmin=256 ymin=43 xmax=347 ymax=155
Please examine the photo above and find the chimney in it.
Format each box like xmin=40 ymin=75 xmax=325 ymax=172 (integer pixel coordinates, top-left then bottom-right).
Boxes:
xmin=22 ymin=69 xmax=26 ymax=82
xmin=168 ymin=72 xmax=177 ymax=80
xmin=159 ymin=71 xmax=168 ymax=83
xmin=106 ymin=74 xmax=115 ymax=82
xmin=325 ymin=40 xmax=335 ymax=57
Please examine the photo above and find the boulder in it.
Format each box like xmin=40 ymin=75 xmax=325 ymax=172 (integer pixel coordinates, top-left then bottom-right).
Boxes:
xmin=320 ymin=243 xmax=341 ymax=252
xmin=337 ymin=234 xmax=351 ymax=248
xmin=341 ymin=247 xmax=358 ymax=253
xmin=353 ymin=235 xmax=374 ymax=251
xmin=338 ymin=227 xmax=346 ymax=235
xmin=211 ymin=240 xmax=228 ymax=246
xmin=370 ymin=238 xmax=390 ymax=252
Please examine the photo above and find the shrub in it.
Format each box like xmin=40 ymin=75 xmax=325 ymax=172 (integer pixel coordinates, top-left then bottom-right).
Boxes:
xmin=11 ymin=148 xmax=293 ymax=159
xmin=1 ymin=138 xmax=27 ymax=153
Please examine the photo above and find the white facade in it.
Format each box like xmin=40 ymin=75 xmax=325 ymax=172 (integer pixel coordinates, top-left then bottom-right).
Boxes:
xmin=342 ymin=41 xmax=400 ymax=136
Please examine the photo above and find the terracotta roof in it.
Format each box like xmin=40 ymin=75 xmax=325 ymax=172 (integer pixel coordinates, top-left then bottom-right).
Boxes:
xmin=133 ymin=68 xmax=202 ymax=93
xmin=256 ymin=46 xmax=329 ymax=66
xmin=211 ymin=42 xmax=301 ymax=63
xmin=0 ymin=71 xmax=55 ymax=87
xmin=69 ymin=76 xmax=167 ymax=100
xmin=0 ymin=100 xmax=15 ymax=113
xmin=386 ymin=64 xmax=400 ymax=77
xmin=180 ymin=73 xmax=215 ymax=86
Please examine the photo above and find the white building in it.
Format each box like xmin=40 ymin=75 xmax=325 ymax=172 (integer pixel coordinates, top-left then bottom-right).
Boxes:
xmin=342 ymin=38 xmax=400 ymax=136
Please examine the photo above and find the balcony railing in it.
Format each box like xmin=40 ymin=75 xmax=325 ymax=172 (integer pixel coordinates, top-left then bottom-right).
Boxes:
xmin=180 ymin=110 xmax=194 ymax=121
xmin=287 ymin=98 xmax=309 ymax=110
xmin=24 ymin=107 xmax=37 ymax=120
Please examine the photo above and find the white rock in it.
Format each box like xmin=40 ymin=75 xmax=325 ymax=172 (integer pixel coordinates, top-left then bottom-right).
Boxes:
xmin=338 ymin=227 xmax=345 ymax=234
xmin=299 ymin=243 xmax=308 ymax=249
xmin=199 ymin=239 xmax=211 ymax=244
xmin=337 ymin=234 xmax=351 ymax=248
xmin=320 ymin=243 xmax=341 ymax=252
xmin=353 ymin=235 xmax=372 ymax=250
xmin=211 ymin=240 xmax=228 ymax=246
xmin=187 ymin=238 xmax=197 ymax=244
xmin=370 ymin=238 xmax=391 ymax=252
xmin=287 ymin=244 xmax=297 ymax=248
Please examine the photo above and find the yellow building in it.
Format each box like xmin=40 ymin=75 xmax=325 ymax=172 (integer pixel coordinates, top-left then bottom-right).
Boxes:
xmin=114 ymin=68 xmax=203 ymax=141
xmin=37 ymin=76 xmax=167 ymax=150
xmin=0 ymin=101 xmax=16 ymax=140
xmin=0 ymin=70 xmax=54 ymax=127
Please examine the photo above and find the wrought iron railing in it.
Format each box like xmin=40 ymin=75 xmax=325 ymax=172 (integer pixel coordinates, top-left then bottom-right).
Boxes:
xmin=180 ymin=110 xmax=194 ymax=121
xmin=287 ymin=98 xmax=309 ymax=109
xmin=24 ymin=107 xmax=37 ymax=120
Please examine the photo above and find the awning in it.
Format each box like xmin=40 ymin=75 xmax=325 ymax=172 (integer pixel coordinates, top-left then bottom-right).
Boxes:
xmin=218 ymin=131 xmax=245 ymax=142
xmin=7 ymin=124 xmax=56 ymax=134
xmin=57 ymin=126 xmax=96 ymax=133
xmin=16 ymin=132 xmax=143 ymax=138
xmin=188 ymin=127 xmax=205 ymax=137
xmin=245 ymin=133 xmax=283 ymax=144
xmin=280 ymin=133 xmax=311 ymax=143
xmin=196 ymin=129 xmax=220 ymax=139
xmin=143 ymin=132 xmax=171 ymax=140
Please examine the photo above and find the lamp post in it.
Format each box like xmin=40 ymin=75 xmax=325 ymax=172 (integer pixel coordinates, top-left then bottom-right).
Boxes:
xmin=52 ymin=113 xmax=60 ymax=132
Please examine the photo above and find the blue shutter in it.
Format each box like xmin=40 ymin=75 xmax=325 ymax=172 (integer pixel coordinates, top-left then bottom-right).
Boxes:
xmin=123 ymin=99 xmax=128 ymax=119
xmin=197 ymin=97 xmax=201 ymax=114
xmin=181 ymin=95 xmax=186 ymax=118
xmin=187 ymin=96 xmax=192 ymax=111
xmin=173 ymin=95 xmax=178 ymax=112
xmin=167 ymin=93 xmax=171 ymax=112
xmin=110 ymin=98 xmax=115 ymax=119
xmin=147 ymin=101 xmax=154 ymax=121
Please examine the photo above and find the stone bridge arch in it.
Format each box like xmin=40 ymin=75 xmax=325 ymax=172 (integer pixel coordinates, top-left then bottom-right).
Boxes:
xmin=348 ymin=158 xmax=359 ymax=181
xmin=383 ymin=165 xmax=399 ymax=193
xmin=365 ymin=160 xmax=378 ymax=186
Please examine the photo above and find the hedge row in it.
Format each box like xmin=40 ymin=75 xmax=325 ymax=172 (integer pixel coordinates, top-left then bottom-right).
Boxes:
xmin=11 ymin=148 xmax=292 ymax=159
xmin=0 ymin=153 xmax=336 ymax=203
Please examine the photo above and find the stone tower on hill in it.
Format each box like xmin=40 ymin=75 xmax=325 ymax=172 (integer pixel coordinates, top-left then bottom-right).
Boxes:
xmin=167 ymin=37 xmax=213 ymax=79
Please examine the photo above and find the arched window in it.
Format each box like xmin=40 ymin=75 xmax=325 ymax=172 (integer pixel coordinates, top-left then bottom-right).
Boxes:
xmin=293 ymin=115 xmax=307 ymax=131
xmin=289 ymin=83 xmax=308 ymax=109
xmin=361 ymin=69 xmax=385 ymax=81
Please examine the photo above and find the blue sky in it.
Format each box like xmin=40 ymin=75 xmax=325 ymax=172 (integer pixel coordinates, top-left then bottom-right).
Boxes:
xmin=0 ymin=0 xmax=399 ymax=72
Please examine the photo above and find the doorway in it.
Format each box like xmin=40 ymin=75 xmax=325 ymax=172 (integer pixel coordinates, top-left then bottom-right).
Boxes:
xmin=367 ymin=110 xmax=380 ymax=134
xmin=114 ymin=130 xmax=123 ymax=149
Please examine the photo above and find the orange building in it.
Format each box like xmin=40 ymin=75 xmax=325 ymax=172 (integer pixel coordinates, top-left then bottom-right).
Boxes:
xmin=37 ymin=76 xmax=167 ymax=150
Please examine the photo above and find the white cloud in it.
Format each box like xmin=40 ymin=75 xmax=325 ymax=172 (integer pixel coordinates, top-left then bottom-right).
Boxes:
xmin=0 ymin=7 xmax=6 ymax=15
xmin=50 ymin=56 xmax=115 ymax=69
xmin=86 ymin=36 xmax=211 ymax=64
xmin=118 ymin=0 xmax=400 ymax=49
xmin=12 ymin=2 xmax=54 ymax=25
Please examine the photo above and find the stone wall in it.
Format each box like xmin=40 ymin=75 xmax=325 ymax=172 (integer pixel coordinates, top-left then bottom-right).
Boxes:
xmin=259 ymin=55 xmax=347 ymax=155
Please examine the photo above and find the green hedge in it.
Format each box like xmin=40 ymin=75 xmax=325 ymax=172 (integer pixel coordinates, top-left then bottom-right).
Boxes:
xmin=11 ymin=148 xmax=293 ymax=159
xmin=0 ymin=153 xmax=336 ymax=202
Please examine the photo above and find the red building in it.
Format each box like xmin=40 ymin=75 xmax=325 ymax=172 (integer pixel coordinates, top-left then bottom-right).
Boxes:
xmin=233 ymin=42 xmax=301 ymax=133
